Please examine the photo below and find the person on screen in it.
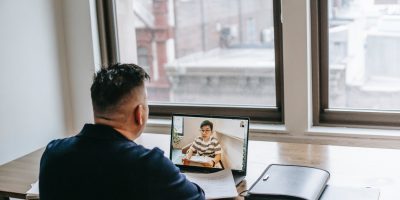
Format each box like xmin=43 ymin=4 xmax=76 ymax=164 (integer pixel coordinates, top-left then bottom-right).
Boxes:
xmin=183 ymin=120 xmax=222 ymax=168
xmin=39 ymin=63 xmax=205 ymax=200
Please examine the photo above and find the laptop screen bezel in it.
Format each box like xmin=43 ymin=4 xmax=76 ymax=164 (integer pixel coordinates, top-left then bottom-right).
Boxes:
xmin=169 ymin=113 xmax=249 ymax=176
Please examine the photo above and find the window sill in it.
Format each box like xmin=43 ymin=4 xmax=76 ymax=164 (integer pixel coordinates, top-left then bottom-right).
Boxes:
xmin=307 ymin=126 xmax=400 ymax=140
xmin=145 ymin=118 xmax=400 ymax=148
xmin=147 ymin=118 xmax=400 ymax=139
xmin=146 ymin=118 xmax=288 ymax=134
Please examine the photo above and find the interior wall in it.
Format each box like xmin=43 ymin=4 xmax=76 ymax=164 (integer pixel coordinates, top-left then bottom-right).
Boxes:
xmin=62 ymin=0 xmax=98 ymax=133
xmin=177 ymin=117 xmax=205 ymax=148
xmin=215 ymin=132 xmax=244 ymax=170
xmin=0 ymin=0 xmax=100 ymax=165
xmin=212 ymin=118 xmax=247 ymax=139
xmin=0 ymin=0 xmax=69 ymax=165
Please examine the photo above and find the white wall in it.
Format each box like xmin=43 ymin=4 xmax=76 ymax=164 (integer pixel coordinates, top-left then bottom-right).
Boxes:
xmin=177 ymin=117 xmax=205 ymax=148
xmin=213 ymin=118 xmax=247 ymax=139
xmin=62 ymin=0 xmax=99 ymax=133
xmin=0 ymin=0 xmax=68 ymax=165
xmin=215 ymin=132 xmax=244 ymax=170
xmin=0 ymin=0 xmax=99 ymax=165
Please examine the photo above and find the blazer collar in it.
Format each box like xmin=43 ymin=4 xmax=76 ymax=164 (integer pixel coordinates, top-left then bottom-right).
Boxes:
xmin=77 ymin=123 xmax=133 ymax=142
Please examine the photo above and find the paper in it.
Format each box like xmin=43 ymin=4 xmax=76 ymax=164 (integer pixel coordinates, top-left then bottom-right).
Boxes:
xmin=26 ymin=180 xmax=39 ymax=199
xmin=189 ymin=155 xmax=212 ymax=164
xmin=185 ymin=169 xmax=238 ymax=199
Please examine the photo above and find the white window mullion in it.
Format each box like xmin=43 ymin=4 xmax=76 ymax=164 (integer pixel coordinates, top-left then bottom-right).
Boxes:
xmin=282 ymin=0 xmax=312 ymax=136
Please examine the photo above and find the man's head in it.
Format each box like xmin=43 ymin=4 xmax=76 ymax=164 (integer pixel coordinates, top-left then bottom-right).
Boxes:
xmin=91 ymin=63 xmax=150 ymax=139
xmin=199 ymin=120 xmax=213 ymax=139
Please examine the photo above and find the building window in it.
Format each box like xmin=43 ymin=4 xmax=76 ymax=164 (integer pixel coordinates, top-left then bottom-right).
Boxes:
xmin=312 ymin=0 xmax=400 ymax=127
xmin=137 ymin=46 xmax=151 ymax=74
xmin=103 ymin=0 xmax=283 ymax=122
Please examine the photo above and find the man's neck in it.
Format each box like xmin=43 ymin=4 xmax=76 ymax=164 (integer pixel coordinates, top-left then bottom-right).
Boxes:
xmin=94 ymin=117 xmax=138 ymax=141
xmin=202 ymin=136 xmax=211 ymax=142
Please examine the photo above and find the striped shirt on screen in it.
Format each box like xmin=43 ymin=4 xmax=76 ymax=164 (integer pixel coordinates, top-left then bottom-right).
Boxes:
xmin=189 ymin=136 xmax=222 ymax=158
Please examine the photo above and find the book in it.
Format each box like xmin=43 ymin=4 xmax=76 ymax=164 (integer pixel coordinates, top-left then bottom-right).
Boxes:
xmin=26 ymin=180 xmax=39 ymax=200
xmin=245 ymin=164 xmax=330 ymax=200
xmin=189 ymin=155 xmax=213 ymax=164
xmin=245 ymin=164 xmax=380 ymax=200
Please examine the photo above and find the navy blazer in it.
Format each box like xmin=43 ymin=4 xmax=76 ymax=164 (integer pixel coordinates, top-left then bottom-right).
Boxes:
xmin=39 ymin=124 xmax=205 ymax=200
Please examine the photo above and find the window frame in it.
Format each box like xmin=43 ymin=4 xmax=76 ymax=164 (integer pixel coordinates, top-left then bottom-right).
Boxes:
xmin=97 ymin=0 xmax=284 ymax=123
xmin=311 ymin=0 xmax=400 ymax=128
xmin=96 ymin=0 xmax=120 ymax=67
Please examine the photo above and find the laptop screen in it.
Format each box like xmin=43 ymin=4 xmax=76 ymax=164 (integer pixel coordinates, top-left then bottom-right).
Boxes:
xmin=170 ymin=114 xmax=249 ymax=174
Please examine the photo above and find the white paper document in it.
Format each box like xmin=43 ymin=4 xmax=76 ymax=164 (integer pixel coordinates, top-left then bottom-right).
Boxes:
xmin=185 ymin=169 xmax=238 ymax=199
xmin=189 ymin=155 xmax=212 ymax=164
xmin=26 ymin=180 xmax=39 ymax=199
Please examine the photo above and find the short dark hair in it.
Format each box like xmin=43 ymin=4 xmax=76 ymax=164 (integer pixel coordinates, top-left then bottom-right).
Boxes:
xmin=200 ymin=120 xmax=213 ymax=131
xmin=90 ymin=63 xmax=150 ymax=112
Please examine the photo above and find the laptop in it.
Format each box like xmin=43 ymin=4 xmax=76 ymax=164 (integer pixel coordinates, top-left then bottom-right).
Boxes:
xmin=169 ymin=114 xmax=249 ymax=186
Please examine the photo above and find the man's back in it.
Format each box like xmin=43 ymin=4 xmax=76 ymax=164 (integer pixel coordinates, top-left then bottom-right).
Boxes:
xmin=39 ymin=124 xmax=204 ymax=200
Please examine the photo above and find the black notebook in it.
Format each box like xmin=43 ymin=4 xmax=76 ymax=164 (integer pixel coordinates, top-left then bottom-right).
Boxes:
xmin=245 ymin=164 xmax=330 ymax=200
xmin=245 ymin=164 xmax=380 ymax=200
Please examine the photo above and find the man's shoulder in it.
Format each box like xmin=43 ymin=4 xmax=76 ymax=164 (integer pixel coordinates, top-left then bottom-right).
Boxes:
xmin=47 ymin=137 xmax=161 ymax=156
xmin=132 ymin=146 xmax=167 ymax=164
xmin=210 ymin=136 xmax=219 ymax=141
xmin=45 ymin=136 xmax=78 ymax=152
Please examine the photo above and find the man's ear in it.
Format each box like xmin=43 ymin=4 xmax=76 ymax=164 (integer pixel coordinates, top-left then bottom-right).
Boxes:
xmin=134 ymin=104 xmax=144 ymax=125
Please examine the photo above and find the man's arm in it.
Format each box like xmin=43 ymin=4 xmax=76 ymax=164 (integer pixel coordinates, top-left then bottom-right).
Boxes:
xmin=213 ymin=153 xmax=222 ymax=166
xmin=39 ymin=145 xmax=51 ymax=200
xmin=183 ymin=140 xmax=198 ymax=165
xmin=206 ymin=138 xmax=223 ymax=167
xmin=39 ymin=140 xmax=59 ymax=200
xmin=182 ymin=147 xmax=194 ymax=165
xmin=186 ymin=147 xmax=194 ymax=159
xmin=142 ymin=147 xmax=205 ymax=200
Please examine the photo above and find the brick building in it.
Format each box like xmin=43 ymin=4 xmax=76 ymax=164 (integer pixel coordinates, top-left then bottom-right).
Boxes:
xmin=134 ymin=0 xmax=275 ymax=104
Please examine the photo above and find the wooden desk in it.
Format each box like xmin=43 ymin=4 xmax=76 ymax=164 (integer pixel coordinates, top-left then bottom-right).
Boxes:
xmin=1 ymin=133 xmax=400 ymax=199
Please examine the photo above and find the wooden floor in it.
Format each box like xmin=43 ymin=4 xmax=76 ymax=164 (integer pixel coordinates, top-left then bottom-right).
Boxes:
xmin=1 ymin=133 xmax=400 ymax=199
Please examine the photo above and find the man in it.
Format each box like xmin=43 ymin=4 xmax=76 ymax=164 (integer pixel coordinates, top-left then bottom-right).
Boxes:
xmin=183 ymin=120 xmax=222 ymax=168
xmin=39 ymin=63 xmax=205 ymax=200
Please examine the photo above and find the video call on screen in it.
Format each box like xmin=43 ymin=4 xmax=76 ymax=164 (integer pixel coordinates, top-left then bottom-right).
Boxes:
xmin=171 ymin=116 xmax=248 ymax=171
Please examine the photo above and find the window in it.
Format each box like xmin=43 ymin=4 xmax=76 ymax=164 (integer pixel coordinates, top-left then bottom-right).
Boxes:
xmin=137 ymin=46 xmax=151 ymax=74
xmin=99 ymin=0 xmax=283 ymax=122
xmin=312 ymin=0 xmax=400 ymax=127
xmin=173 ymin=116 xmax=184 ymax=136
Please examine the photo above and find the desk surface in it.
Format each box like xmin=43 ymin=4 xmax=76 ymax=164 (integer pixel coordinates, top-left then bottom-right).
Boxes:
xmin=1 ymin=133 xmax=400 ymax=199
xmin=0 ymin=148 xmax=44 ymax=199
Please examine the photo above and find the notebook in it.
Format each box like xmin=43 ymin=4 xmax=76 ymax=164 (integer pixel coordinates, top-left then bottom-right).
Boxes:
xmin=169 ymin=114 xmax=250 ymax=186
xmin=245 ymin=164 xmax=330 ymax=200
xmin=245 ymin=164 xmax=380 ymax=200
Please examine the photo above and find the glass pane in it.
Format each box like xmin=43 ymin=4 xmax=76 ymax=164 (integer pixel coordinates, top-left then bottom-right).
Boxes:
xmin=118 ymin=0 xmax=276 ymax=107
xmin=328 ymin=0 xmax=400 ymax=111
